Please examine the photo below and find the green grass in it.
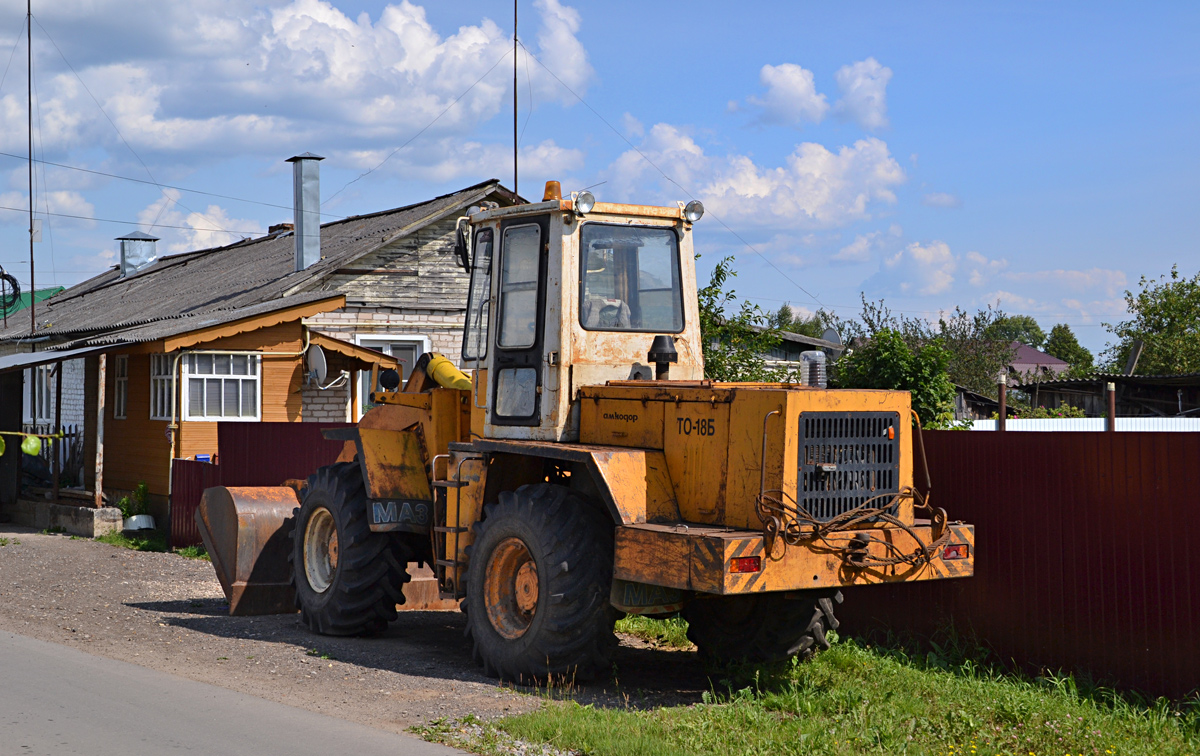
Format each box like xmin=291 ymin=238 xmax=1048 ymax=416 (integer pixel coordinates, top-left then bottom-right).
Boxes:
xmin=174 ymin=544 xmax=210 ymax=561
xmin=0 ymin=537 xmax=8 ymax=547
xmin=614 ymin=615 xmax=693 ymax=650
xmin=419 ymin=621 xmax=1200 ymax=756
xmin=95 ymin=530 xmax=167 ymax=553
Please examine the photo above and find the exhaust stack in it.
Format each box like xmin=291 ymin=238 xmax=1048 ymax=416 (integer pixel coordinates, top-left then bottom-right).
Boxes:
xmin=116 ymin=231 xmax=159 ymax=277
xmin=287 ymin=153 xmax=324 ymax=272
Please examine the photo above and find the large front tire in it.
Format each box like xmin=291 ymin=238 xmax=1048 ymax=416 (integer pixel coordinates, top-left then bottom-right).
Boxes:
xmin=682 ymin=590 xmax=842 ymax=665
xmin=290 ymin=462 xmax=411 ymax=636
xmin=464 ymin=484 xmax=617 ymax=683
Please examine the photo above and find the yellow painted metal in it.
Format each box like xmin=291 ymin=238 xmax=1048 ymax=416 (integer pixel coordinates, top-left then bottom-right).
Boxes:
xmin=425 ymin=353 xmax=473 ymax=390
xmin=589 ymin=448 xmax=680 ymax=523
xmin=357 ymin=428 xmax=432 ymax=501
xmin=613 ymin=522 xmax=974 ymax=594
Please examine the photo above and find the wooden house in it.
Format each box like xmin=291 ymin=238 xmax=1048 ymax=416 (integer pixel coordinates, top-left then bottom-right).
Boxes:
xmin=0 ymin=165 xmax=518 ymax=526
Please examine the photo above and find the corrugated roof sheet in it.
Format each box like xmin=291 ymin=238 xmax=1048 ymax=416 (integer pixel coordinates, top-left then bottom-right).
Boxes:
xmin=1016 ymin=372 xmax=1200 ymax=390
xmin=0 ymin=179 xmax=507 ymax=344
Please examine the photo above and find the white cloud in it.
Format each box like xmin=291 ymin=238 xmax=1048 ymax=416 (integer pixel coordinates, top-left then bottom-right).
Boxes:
xmin=745 ymin=63 xmax=829 ymax=127
xmin=0 ymin=0 xmax=592 ymax=160
xmin=834 ymin=232 xmax=880 ymax=263
xmin=922 ymin=192 xmax=961 ymax=208
xmin=884 ymin=240 xmax=956 ymax=295
xmin=605 ymin=125 xmax=905 ymax=233
xmin=620 ymin=113 xmax=644 ymax=139
xmin=834 ymin=57 xmax=892 ymax=131
xmin=965 ymin=250 xmax=1008 ymax=285
xmin=0 ymin=190 xmax=96 ymax=227
xmin=136 ymin=189 xmax=264 ymax=252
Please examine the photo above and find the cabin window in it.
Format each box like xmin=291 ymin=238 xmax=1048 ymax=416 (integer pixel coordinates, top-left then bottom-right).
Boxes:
xmin=461 ymin=227 xmax=493 ymax=362
xmin=497 ymin=224 xmax=541 ymax=348
xmin=579 ymin=223 xmax=684 ymax=333
xmin=182 ymin=353 xmax=260 ymax=421
xmin=150 ymin=354 xmax=176 ymax=421
xmin=25 ymin=365 xmax=53 ymax=423
xmin=113 ymin=355 xmax=128 ymax=420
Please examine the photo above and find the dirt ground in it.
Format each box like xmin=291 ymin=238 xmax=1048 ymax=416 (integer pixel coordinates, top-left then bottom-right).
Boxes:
xmin=0 ymin=524 xmax=710 ymax=737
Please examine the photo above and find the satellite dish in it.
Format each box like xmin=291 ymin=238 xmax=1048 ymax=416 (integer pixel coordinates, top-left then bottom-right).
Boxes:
xmin=821 ymin=326 xmax=843 ymax=347
xmin=306 ymin=344 xmax=328 ymax=385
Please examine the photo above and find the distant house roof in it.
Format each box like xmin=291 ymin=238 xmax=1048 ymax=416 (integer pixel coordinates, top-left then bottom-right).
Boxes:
xmin=2 ymin=286 xmax=64 ymax=315
xmin=1008 ymin=341 xmax=1068 ymax=376
xmin=0 ymin=179 xmax=514 ymax=349
xmin=1015 ymin=372 xmax=1200 ymax=392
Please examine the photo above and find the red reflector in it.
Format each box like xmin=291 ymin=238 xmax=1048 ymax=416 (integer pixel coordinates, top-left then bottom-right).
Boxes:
xmin=730 ymin=556 xmax=762 ymax=574
xmin=942 ymin=543 xmax=969 ymax=560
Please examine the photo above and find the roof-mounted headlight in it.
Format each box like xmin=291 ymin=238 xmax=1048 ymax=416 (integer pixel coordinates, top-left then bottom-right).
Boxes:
xmin=684 ymin=200 xmax=704 ymax=223
xmin=575 ymin=190 xmax=596 ymax=215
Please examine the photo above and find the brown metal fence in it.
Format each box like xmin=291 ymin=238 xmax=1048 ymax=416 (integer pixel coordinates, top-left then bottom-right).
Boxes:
xmin=169 ymin=422 xmax=354 ymax=548
xmin=838 ymin=430 xmax=1200 ymax=699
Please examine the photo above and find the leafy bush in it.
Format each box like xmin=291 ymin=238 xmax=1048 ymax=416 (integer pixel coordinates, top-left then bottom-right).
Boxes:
xmin=834 ymin=329 xmax=957 ymax=428
xmin=116 ymin=481 xmax=150 ymax=519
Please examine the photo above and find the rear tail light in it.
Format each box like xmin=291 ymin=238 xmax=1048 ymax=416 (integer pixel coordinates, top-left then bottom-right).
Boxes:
xmin=942 ymin=543 xmax=969 ymax=560
xmin=730 ymin=556 xmax=762 ymax=574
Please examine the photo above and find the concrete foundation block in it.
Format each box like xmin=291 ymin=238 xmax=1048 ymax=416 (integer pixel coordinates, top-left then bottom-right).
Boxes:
xmin=2 ymin=499 xmax=123 ymax=537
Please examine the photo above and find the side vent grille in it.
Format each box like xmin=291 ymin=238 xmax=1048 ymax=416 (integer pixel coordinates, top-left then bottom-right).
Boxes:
xmin=797 ymin=412 xmax=901 ymax=522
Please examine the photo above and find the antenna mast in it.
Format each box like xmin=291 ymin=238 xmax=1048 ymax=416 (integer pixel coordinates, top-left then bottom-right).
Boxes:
xmin=513 ymin=0 xmax=518 ymax=199
xmin=27 ymin=0 xmax=34 ymax=333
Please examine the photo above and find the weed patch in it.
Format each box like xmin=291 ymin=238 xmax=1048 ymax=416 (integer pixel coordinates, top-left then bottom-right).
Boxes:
xmin=96 ymin=530 xmax=167 ymax=553
xmin=429 ymin=636 xmax=1200 ymax=756
xmin=614 ymin=615 xmax=692 ymax=650
xmin=0 ymin=537 xmax=8 ymax=547
xmin=175 ymin=544 xmax=209 ymax=561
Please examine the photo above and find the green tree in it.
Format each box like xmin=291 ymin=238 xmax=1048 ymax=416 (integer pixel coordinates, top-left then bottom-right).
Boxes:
xmin=770 ymin=303 xmax=831 ymax=339
xmin=984 ymin=314 xmax=1046 ymax=348
xmin=698 ymin=257 xmax=794 ymax=382
xmin=834 ymin=329 xmax=956 ymax=428
xmin=848 ymin=296 xmax=1014 ymax=398
xmin=1044 ymin=324 xmax=1094 ymax=377
xmin=1102 ymin=265 xmax=1200 ymax=374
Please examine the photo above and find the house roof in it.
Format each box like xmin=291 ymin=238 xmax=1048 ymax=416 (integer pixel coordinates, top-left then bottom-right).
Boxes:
xmin=1016 ymin=372 xmax=1200 ymax=391
xmin=1009 ymin=342 xmax=1068 ymax=369
xmin=0 ymin=179 xmax=514 ymax=346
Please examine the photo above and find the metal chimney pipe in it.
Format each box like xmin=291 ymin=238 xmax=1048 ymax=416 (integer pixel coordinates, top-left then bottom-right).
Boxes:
xmin=115 ymin=231 xmax=160 ymax=277
xmin=287 ymin=153 xmax=324 ymax=272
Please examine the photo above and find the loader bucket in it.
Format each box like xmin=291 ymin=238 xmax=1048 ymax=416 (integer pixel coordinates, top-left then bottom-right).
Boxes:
xmin=196 ymin=486 xmax=300 ymax=616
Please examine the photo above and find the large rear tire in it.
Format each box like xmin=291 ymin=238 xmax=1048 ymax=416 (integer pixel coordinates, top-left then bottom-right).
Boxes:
xmin=290 ymin=462 xmax=411 ymax=636
xmin=682 ymin=590 xmax=842 ymax=665
xmin=464 ymin=484 xmax=617 ymax=683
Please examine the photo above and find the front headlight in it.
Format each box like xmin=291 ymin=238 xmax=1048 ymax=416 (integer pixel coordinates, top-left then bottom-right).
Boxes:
xmin=575 ymin=191 xmax=596 ymax=215
xmin=684 ymin=199 xmax=704 ymax=222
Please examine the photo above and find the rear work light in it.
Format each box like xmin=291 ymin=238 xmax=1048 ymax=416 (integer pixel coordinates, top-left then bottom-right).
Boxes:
xmin=730 ymin=556 xmax=762 ymax=574
xmin=942 ymin=543 xmax=970 ymax=561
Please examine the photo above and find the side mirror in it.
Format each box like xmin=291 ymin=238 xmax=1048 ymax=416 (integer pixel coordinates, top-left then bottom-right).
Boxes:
xmin=453 ymin=218 xmax=470 ymax=270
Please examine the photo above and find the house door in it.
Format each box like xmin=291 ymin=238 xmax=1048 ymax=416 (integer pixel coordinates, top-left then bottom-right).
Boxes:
xmin=490 ymin=215 xmax=550 ymax=426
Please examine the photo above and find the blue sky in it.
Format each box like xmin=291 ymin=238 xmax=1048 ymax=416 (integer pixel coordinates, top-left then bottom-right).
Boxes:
xmin=0 ymin=0 xmax=1196 ymax=352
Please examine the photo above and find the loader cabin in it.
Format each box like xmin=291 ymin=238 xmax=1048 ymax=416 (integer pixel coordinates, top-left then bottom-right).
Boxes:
xmin=457 ymin=182 xmax=707 ymax=442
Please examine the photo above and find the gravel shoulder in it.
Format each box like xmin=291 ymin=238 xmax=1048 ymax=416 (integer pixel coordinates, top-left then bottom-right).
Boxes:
xmin=0 ymin=525 xmax=709 ymax=739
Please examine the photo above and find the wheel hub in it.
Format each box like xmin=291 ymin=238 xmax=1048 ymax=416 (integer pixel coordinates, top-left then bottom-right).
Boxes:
xmin=303 ymin=507 xmax=339 ymax=594
xmin=484 ymin=537 xmax=539 ymax=639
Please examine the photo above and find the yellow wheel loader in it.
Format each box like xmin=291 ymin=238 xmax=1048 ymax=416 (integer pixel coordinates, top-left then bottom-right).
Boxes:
xmin=198 ymin=183 xmax=974 ymax=682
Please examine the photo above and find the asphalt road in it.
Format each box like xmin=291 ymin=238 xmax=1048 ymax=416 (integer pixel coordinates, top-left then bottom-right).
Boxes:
xmin=0 ymin=631 xmax=465 ymax=756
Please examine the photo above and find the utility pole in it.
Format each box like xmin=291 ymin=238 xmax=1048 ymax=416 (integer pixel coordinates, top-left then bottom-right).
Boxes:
xmin=27 ymin=0 xmax=35 ymax=334
xmin=513 ymin=0 xmax=518 ymax=199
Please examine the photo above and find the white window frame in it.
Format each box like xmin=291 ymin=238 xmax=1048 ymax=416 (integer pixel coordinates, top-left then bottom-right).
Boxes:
xmin=113 ymin=355 xmax=129 ymax=420
xmin=353 ymin=334 xmax=431 ymax=420
xmin=181 ymin=352 xmax=262 ymax=422
xmin=25 ymin=365 xmax=53 ymax=423
xmin=150 ymin=354 xmax=176 ymax=421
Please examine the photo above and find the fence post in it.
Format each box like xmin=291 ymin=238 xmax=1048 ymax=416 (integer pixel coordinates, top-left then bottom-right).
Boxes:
xmin=1106 ymin=382 xmax=1116 ymax=433
xmin=997 ymin=372 xmax=1007 ymax=432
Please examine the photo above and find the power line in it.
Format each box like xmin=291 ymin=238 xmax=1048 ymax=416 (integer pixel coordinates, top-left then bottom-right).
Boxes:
xmin=0 ymin=150 xmax=345 ymax=219
xmin=517 ymin=40 xmax=827 ymax=311
xmin=0 ymin=203 xmax=260 ymax=235
xmin=324 ymin=44 xmax=514 ymax=206
xmin=31 ymin=15 xmax=235 ymax=238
